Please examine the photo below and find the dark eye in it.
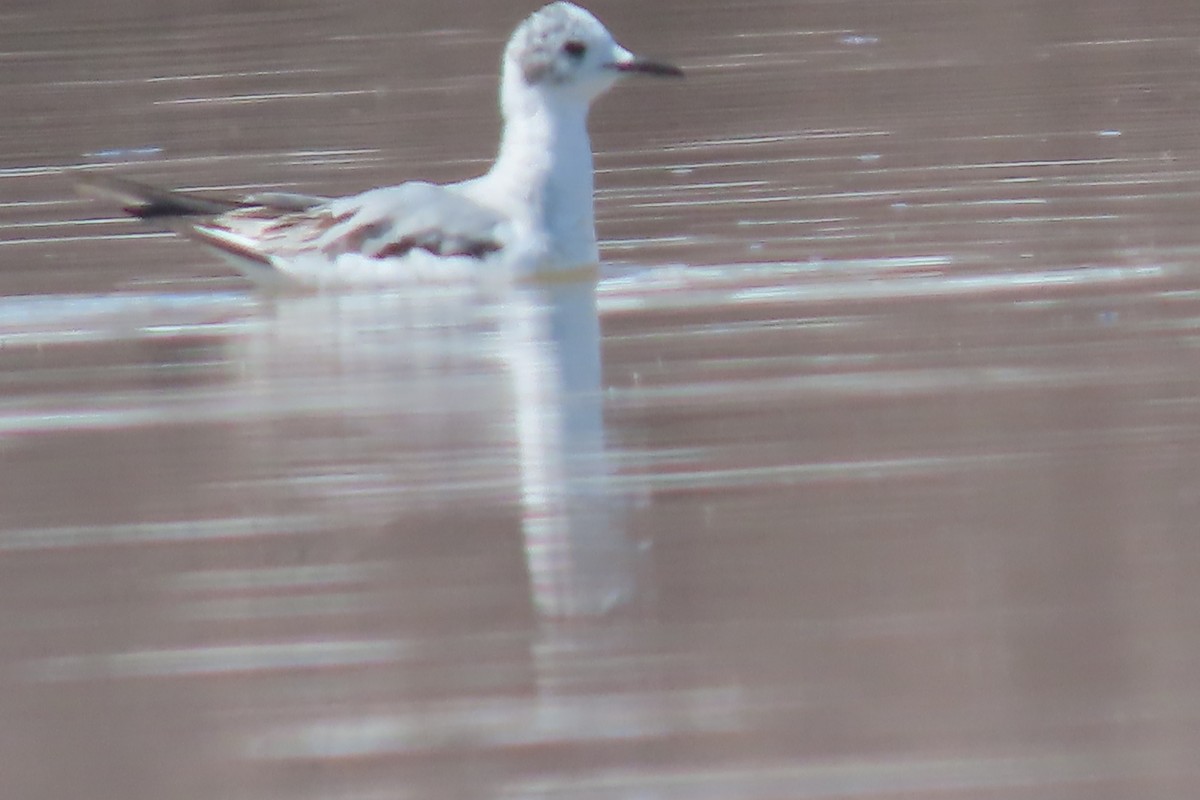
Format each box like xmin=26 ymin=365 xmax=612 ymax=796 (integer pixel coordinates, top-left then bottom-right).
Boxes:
xmin=563 ymin=40 xmax=587 ymax=59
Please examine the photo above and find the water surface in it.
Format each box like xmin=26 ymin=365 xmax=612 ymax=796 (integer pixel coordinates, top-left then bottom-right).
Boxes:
xmin=4 ymin=1 xmax=1200 ymax=798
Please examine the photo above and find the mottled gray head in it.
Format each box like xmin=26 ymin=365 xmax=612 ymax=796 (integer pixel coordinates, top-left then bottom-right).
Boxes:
xmin=504 ymin=2 xmax=682 ymax=101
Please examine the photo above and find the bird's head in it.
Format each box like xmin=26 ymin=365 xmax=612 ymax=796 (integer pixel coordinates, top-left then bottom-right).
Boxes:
xmin=503 ymin=2 xmax=682 ymax=107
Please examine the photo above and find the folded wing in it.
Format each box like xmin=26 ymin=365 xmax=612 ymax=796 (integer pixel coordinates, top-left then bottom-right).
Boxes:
xmin=77 ymin=174 xmax=509 ymax=284
xmin=196 ymin=182 xmax=506 ymax=262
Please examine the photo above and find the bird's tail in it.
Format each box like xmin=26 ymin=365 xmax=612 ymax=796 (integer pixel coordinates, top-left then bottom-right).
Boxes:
xmin=74 ymin=172 xmax=330 ymax=290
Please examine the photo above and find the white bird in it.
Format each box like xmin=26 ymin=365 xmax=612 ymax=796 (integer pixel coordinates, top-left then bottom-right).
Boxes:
xmin=78 ymin=2 xmax=682 ymax=289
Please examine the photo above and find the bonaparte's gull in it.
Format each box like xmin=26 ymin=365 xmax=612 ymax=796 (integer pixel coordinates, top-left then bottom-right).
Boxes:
xmin=78 ymin=2 xmax=682 ymax=288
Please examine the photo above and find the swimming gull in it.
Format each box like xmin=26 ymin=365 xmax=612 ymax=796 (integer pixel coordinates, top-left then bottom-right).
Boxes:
xmin=78 ymin=2 xmax=683 ymax=289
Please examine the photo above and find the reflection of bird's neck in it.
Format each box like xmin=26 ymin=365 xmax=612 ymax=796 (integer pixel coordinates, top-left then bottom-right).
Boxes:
xmin=487 ymin=64 xmax=598 ymax=266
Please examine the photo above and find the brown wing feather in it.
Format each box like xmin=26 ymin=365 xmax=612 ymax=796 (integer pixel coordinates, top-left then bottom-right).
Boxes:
xmin=83 ymin=174 xmax=508 ymax=268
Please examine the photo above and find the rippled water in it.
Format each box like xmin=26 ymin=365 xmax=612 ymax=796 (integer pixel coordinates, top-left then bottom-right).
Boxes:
xmin=4 ymin=1 xmax=1200 ymax=798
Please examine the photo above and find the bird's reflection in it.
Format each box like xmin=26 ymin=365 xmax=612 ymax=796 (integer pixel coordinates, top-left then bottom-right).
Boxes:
xmin=501 ymin=280 xmax=647 ymax=619
xmin=235 ymin=278 xmax=650 ymax=622
xmin=201 ymin=279 xmax=671 ymax=772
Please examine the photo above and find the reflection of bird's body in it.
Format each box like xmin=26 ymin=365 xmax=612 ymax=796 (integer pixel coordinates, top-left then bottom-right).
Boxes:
xmin=79 ymin=2 xmax=682 ymax=289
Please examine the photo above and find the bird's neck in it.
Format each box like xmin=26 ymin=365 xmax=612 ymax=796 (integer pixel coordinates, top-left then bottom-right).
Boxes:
xmin=485 ymin=78 xmax=598 ymax=267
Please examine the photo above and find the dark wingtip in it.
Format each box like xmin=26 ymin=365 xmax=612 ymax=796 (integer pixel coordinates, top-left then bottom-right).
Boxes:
xmin=74 ymin=172 xmax=242 ymax=219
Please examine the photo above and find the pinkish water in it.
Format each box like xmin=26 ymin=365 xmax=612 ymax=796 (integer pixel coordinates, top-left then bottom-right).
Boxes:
xmin=3 ymin=1 xmax=1200 ymax=798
